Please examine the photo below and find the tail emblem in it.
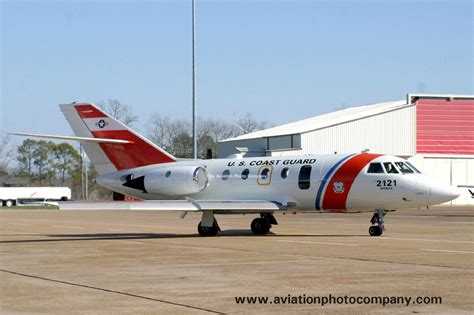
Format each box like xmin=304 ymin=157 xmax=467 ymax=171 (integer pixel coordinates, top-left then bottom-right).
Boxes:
xmin=96 ymin=119 xmax=108 ymax=129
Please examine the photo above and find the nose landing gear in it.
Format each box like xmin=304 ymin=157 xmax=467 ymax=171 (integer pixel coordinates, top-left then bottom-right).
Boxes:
xmin=369 ymin=210 xmax=385 ymax=236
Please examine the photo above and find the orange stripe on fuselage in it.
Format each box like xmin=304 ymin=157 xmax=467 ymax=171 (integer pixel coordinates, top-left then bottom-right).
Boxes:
xmin=322 ymin=153 xmax=382 ymax=212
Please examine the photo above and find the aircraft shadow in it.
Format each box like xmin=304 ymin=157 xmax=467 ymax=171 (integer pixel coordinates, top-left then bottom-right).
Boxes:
xmin=0 ymin=230 xmax=368 ymax=244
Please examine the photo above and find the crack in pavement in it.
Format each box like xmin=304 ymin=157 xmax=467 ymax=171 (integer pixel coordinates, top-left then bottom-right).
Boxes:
xmin=0 ymin=269 xmax=223 ymax=314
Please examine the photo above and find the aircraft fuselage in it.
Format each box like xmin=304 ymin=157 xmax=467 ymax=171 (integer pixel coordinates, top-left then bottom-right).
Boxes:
xmin=97 ymin=153 xmax=459 ymax=213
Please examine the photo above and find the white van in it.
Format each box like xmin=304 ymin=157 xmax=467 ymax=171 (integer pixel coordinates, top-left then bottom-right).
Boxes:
xmin=0 ymin=187 xmax=71 ymax=207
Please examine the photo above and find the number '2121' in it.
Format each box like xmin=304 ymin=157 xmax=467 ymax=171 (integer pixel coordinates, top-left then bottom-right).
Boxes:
xmin=376 ymin=180 xmax=396 ymax=187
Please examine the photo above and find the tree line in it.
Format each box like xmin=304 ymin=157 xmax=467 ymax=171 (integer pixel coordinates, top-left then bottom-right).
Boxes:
xmin=0 ymin=100 xmax=268 ymax=199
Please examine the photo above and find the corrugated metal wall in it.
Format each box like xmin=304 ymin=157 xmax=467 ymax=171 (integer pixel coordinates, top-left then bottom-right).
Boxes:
xmin=416 ymin=98 xmax=474 ymax=155
xmin=409 ymin=156 xmax=474 ymax=205
xmin=298 ymin=105 xmax=416 ymax=156
xmin=219 ymin=105 xmax=416 ymax=158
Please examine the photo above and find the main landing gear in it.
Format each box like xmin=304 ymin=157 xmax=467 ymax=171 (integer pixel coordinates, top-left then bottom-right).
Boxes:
xmin=197 ymin=211 xmax=221 ymax=237
xmin=197 ymin=220 xmax=220 ymax=237
xmin=251 ymin=213 xmax=278 ymax=235
xmin=369 ymin=210 xmax=385 ymax=236
xmin=196 ymin=212 xmax=279 ymax=237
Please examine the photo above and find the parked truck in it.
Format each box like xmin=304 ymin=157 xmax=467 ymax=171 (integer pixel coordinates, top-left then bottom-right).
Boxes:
xmin=0 ymin=187 xmax=71 ymax=207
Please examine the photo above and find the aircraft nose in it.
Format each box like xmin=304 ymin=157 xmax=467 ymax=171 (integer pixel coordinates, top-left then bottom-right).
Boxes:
xmin=430 ymin=183 xmax=460 ymax=204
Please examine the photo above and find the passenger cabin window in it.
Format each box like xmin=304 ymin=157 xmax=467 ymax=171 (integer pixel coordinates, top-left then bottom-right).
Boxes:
xmin=257 ymin=167 xmax=272 ymax=185
xmin=406 ymin=162 xmax=422 ymax=174
xmin=367 ymin=163 xmax=384 ymax=174
xmin=281 ymin=167 xmax=290 ymax=179
xmin=298 ymin=165 xmax=312 ymax=190
xmin=395 ymin=162 xmax=414 ymax=174
xmin=241 ymin=169 xmax=250 ymax=180
xmin=222 ymin=170 xmax=230 ymax=180
xmin=165 ymin=171 xmax=171 ymax=178
xmin=260 ymin=168 xmax=270 ymax=180
xmin=383 ymin=162 xmax=399 ymax=174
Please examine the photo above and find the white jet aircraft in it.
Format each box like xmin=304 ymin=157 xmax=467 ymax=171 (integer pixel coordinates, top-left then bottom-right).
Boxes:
xmin=13 ymin=103 xmax=460 ymax=237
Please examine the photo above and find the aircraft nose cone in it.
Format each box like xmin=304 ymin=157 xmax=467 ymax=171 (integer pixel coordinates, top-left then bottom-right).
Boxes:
xmin=430 ymin=183 xmax=460 ymax=204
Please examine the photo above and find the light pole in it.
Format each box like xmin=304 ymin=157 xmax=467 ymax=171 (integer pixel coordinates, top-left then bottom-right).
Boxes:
xmin=192 ymin=0 xmax=197 ymax=159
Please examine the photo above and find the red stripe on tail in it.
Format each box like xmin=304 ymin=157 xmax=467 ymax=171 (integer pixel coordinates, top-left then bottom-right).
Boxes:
xmin=91 ymin=130 xmax=175 ymax=170
xmin=75 ymin=105 xmax=108 ymax=118
xmin=322 ymin=154 xmax=382 ymax=212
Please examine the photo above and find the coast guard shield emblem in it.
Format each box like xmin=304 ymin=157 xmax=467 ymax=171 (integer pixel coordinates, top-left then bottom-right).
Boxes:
xmin=333 ymin=181 xmax=345 ymax=194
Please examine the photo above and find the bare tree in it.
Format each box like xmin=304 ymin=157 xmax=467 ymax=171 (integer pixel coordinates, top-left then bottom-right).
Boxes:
xmin=97 ymin=99 xmax=138 ymax=126
xmin=0 ymin=135 xmax=13 ymax=176
xmin=196 ymin=118 xmax=242 ymax=158
xmin=199 ymin=118 xmax=240 ymax=143
xmin=236 ymin=113 xmax=268 ymax=134
xmin=168 ymin=119 xmax=191 ymax=137
xmin=216 ymin=120 xmax=242 ymax=140
xmin=146 ymin=112 xmax=268 ymax=158
xmin=146 ymin=113 xmax=172 ymax=149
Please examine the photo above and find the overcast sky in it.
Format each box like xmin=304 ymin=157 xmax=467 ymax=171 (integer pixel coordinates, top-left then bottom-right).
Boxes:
xmin=1 ymin=0 xmax=472 ymax=138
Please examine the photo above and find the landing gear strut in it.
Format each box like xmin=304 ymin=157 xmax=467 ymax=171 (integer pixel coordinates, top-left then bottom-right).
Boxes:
xmin=369 ymin=210 xmax=385 ymax=237
xmin=251 ymin=213 xmax=277 ymax=235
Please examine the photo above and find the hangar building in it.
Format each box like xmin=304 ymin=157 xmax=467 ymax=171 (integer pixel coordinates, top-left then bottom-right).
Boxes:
xmin=218 ymin=94 xmax=474 ymax=205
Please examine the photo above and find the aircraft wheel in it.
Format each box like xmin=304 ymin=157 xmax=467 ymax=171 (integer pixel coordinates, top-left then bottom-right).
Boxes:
xmin=5 ymin=200 xmax=14 ymax=207
xmin=369 ymin=225 xmax=383 ymax=236
xmin=251 ymin=218 xmax=271 ymax=235
xmin=197 ymin=221 xmax=219 ymax=237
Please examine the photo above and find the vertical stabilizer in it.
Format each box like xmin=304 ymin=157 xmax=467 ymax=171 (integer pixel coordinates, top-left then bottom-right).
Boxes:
xmin=60 ymin=103 xmax=176 ymax=175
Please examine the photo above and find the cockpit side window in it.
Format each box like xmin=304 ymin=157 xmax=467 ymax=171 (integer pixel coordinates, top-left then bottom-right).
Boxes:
xmin=367 ymin=163 xmax=385 ymax=174
xmin=383 ymin=162 xmax=399 ymax=174
xmin=406 ymin=162 xmax=422 ymax=174
xmin=395 ymin=162 xmax=414 ymax=174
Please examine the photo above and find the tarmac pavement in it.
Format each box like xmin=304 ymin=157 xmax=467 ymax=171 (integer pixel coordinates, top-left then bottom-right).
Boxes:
xmin=0 ymin=206 xmax=473 ymax=314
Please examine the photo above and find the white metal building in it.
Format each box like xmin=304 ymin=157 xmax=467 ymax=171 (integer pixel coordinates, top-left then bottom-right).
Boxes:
xmin=218 ymin=94 xmax=474 ymax=205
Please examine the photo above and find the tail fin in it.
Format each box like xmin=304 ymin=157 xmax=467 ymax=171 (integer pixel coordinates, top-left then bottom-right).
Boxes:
xmin=60 ymin=103 xmax=175 ymax=174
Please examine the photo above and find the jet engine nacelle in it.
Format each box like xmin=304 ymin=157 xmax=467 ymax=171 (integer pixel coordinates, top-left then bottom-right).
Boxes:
xmin=144 ymin=166 xmax=209 ymax=196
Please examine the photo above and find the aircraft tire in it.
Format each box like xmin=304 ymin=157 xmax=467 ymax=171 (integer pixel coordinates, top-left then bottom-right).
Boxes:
xmin=369 ymin=225 xmax=383 ymax=236
xmin=251 ymin=218 xmax=271 ymax=235
xmin=5 ymin=200 xmax=14 ymax=207
xmin=197 ymin=222 xmax=218 ymax=237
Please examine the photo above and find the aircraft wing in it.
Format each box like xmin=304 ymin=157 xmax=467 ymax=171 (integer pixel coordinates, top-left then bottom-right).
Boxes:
xmin=59 ymin=199 xmax=288 ymax=212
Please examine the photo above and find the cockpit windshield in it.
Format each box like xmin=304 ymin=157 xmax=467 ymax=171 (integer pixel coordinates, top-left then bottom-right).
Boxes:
xmin=406 ymin=161 xmax=422 ymax=174
xmin=367 ymin=162 xmax=384 ymax=173
xmin=395 ymin=162 xmax=414 ymax=174
xmin=383 ymin=162 xmax=399 ymax=174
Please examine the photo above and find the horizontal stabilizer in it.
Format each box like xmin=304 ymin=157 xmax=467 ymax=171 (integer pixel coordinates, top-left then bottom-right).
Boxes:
xmin=59 ymin=200 xmax=287 ymax=212
xmin=9 ymin=132 xmax=132 ymax=144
